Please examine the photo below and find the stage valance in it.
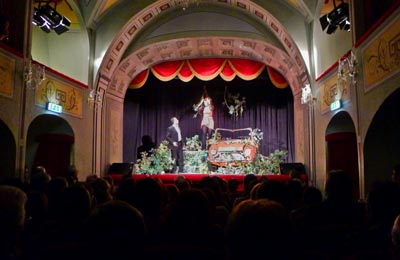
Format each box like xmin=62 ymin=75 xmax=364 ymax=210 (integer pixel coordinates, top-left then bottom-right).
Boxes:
xmin=129 ymin=58 xmax=288 ymax=89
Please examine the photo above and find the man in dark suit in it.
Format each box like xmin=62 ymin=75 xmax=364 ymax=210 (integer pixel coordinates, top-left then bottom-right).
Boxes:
xmin=166 ymin=117 xmax=184 ymax=173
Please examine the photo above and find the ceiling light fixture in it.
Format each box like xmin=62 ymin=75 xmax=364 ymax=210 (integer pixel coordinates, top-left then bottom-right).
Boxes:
xmin=319 ymin=0 xmax=350 ymax=34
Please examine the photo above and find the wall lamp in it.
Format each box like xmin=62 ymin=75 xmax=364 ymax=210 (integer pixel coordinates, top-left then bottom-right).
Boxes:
xmin=320 ymin=0 xmax=350 ymax=34
xmin=32 ymin=1 xmax=71 ymax=34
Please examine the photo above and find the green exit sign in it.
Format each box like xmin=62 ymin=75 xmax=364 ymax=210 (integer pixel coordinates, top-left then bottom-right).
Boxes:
xmin=47 ymin=102 xmax=62 ymax=113
xmin=330 ymin=100 xmax=341 ymax=111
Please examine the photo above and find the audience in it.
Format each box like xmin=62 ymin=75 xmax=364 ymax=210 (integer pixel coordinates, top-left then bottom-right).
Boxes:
xmin=2 ymin=165 xmax=400 ymax=259
xmin=225 ymin=199 xmax=293 ymax=260
xmin=0 ymin=185 xmax=27 ymax=259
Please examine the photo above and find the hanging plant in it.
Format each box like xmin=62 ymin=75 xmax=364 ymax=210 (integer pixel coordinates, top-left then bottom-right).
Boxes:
xmin=223 ymin=86 xmax=246 ymax=119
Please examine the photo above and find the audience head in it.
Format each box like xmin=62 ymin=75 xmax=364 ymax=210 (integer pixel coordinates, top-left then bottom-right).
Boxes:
xmin=325 ymin=169 xmax=353 ymax=203
xmin=225 ymin=199 xmax=292 ymax=260
xmin=243 ymin=174 xmax=258 ymax=194
xmin=392 ymin=163 xmax=400 ymax=184
xmin=256 ymin=180 xmax=290 ymax=208
xmin=170 ymin=188 xmax=213 ymax=230
xmin=84 ymin=200 xmax=146 ymax=259
xmin=174 ymin=175 xmax=191 ymax=192
xmin=0 ymin=185 xmax=27 ymax=257
xmin=30 ymin=166 xmax=51 ymax=192
xmin=61 ymin=183 xmax=92 ymax=222
xmin=303 ymin=186 xmax=323 ymax=206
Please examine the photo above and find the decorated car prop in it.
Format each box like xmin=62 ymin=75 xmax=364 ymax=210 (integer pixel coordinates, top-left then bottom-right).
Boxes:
xmin=208 ymin=128 xmax=263 ymax=168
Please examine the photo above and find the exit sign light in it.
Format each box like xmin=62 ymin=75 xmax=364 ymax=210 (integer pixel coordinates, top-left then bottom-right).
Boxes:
xmin=330 ymin=100 xmax=341 ymax=111
xmin=47 ymin=102 xmax=62 ymax=113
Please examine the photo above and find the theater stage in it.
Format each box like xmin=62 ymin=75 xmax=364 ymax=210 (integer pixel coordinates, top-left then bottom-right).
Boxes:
xmin=109 ymin=173 xmax=307 ymax=192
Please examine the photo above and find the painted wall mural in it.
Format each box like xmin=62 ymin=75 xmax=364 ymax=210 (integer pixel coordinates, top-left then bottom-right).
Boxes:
xmin=0 ymin=52 xmax=14 ymax=98
xmin=320 ymin=73 xmax=351 ymax=113
xmin=363 ymin=17 xmax=400 ymax=91
xmin=35 ymin=77 xmax=83 ymax=117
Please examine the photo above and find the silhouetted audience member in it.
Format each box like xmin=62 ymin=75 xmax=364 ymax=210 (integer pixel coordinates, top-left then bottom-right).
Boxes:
xmin=256 ymin=179 xmax=290 ymax=209
xmin=361 ymin=181 xmax=400 ymax=258
xmin=84 ymin=200 xmax=146 ymax=259
xmin=392 ymin=214 xmax=400 ymax=259
xmin=65 ymin=165 xmax=78 ymax=186
xmin=0 ymin=185 xmax=27 ymax=259
xmin=303 ymin=186 xmax=323 ymax=206
xmin=137 ymin=135 xmax=156 ymax=160
xmin=133 ymin=178 xmax=165 ymax=234
xmin=115 ymin=176 xmax=136 ymax=206
xmin=30 ymin=166 xmax=51 ymax=193
xmin=233 ymin=174 xmax=258 ymax=206
xmin=91 ymin=178 xmax=113 ymax=205
xmin=319 ymin=170 xmax=366 ymax=258
xmin=225 ymin=199 xmax=293 ymax=260
xmin=392 ymin=163 xmax=400 ymax=186
xmin=174 ymin=175 xmax=191 ymax=192
xmin=163 ymin=188 xmax=224 ymax=259
xmin=46 ymin=177 xmax=68 ymax=218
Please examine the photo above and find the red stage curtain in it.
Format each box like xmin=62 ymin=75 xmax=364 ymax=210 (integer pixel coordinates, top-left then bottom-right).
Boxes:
xmin=220 ymin=62 xmax=236 ymax=81
xmin=187 ymin=58 xmax=226 ymax=81
xmin=178 ymin=61 xmax=195 ymax=82
xmin=129 ymin=58 xmax=288 ymax=89
xmin=267 ymin=67 xmax=288 ymax=89
xmin=151 ymin=60 xmax=184 ymax=81
xmin=130 ymin=69 xmax=149 ymax=89
xmin=228 ymin=58 xmax=265 ymax=80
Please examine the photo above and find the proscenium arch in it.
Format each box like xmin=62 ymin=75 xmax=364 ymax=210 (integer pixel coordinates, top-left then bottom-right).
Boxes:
xmin=96 ymin=0 xmax=309 ymax=86
xmin=111 ymin=37 xmax=302 ymax=98
xmin=93 ymin=1 xmax=311 ymax=175
xmin=95 ymin=36 xmax=307 ymax=175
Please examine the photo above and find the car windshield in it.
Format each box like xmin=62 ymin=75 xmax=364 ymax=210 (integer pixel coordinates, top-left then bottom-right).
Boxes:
xmin=214 ymin=128 xmax=252 ymax=140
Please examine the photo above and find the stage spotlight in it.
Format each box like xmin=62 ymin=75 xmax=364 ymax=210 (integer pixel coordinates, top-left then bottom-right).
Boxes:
xmin=32 ymin=3 xmax=71 ymax=35
xmin=319 ymin=0 xmax=350 ymax=34
xmin=32 ymin=8 xmax=51 ymax=33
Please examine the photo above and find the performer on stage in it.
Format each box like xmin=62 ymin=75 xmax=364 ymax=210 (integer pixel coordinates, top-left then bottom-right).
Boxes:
xmin=194 ymin=96 xmax=214 ymax=150
xmin=166 ymin=117 xmax=184 ymax=173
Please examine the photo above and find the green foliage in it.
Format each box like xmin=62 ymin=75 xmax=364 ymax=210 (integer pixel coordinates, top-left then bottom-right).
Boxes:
xmin=213 ymin=149 xmax=288 ymax=175
xmin=185 ymin=135 xmax=202 ymax=151
xmin=134 ymin=141 xmax=174 ymax=174
xmin=255 ymin=149 xmax=289 ymax=174
xmin=184 ymin=150 xmax=209 ymax=173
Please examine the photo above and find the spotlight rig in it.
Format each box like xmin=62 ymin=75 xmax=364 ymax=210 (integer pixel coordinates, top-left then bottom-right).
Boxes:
xmin=319 ymin=0 xmax=350 ymax=34
xmin=32 ymin=1 xmax=71 ymax=35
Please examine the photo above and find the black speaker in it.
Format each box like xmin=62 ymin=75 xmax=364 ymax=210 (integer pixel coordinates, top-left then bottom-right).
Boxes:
xmin=107 ymin=163 xmax=134 ymax=175
xmin=279 ymin=163 xmax=306 ymax=174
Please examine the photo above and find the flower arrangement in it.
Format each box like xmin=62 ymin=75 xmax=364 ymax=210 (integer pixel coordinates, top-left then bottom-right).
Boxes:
xmin=134 ymin=141 xmax=174 ymax=174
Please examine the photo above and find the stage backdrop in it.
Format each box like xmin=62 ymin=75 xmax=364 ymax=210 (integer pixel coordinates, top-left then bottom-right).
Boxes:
xmin=124 ymin=71 xmax=294 ymax=164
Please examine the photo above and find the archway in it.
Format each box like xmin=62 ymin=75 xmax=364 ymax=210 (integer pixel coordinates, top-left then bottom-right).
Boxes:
xmin=0 ymin=120 xmax=16 ymax=180
xmin=26 ymin=114 xmax=75 ymax=179
xmin=326 ymin=111 xmax=359 ymax=199
xmin=93 ymin=1 xmax=310 ymax=174
xmin=364 ymin=88 xmax=400 ymax=193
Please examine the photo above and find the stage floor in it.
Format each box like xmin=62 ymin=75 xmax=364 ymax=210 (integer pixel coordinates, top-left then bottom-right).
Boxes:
xmin=109 ymin=173 xmax=307 ymax=192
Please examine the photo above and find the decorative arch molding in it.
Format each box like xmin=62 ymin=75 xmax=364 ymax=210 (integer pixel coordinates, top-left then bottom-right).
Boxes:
xmin=106 ymin=37 xmax=303 ymax=99
xmin=96 ymin=0 xmax=309 ymax=88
